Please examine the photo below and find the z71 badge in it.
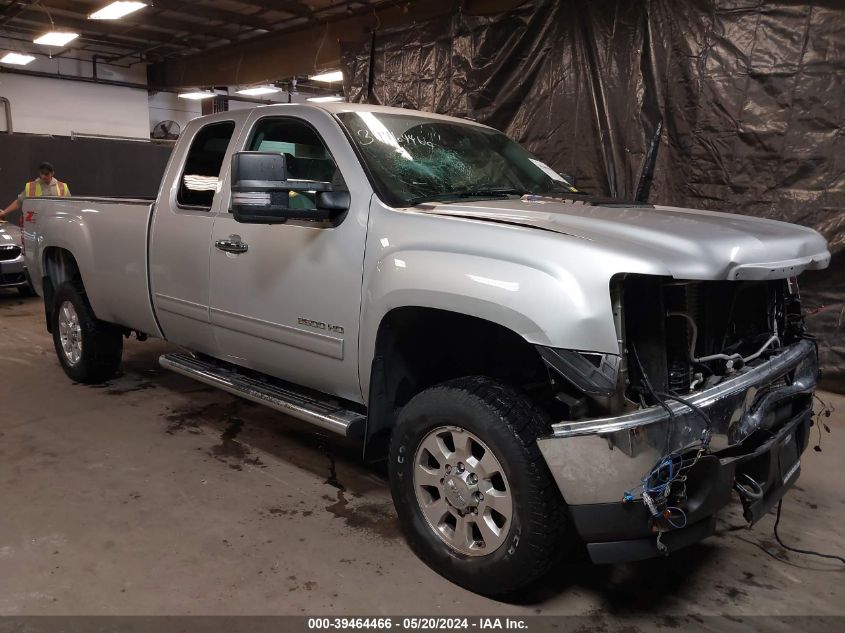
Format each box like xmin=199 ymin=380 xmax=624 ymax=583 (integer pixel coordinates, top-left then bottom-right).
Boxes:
xmin=298 ymin=318 xmax=344 ymax=335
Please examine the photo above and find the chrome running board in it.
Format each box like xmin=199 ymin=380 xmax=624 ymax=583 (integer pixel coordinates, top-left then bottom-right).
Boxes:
xmin=159 ymin=353 xmax=365 ymax=438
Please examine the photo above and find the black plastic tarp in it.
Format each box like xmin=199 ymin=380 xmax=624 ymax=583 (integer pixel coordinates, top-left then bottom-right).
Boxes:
xmin=340 ymin=0 xmax=845 ymax=391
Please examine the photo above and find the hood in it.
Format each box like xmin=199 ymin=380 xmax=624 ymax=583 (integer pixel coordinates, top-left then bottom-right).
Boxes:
xmin=416 ymin=197 xmax=830 ymax=280
xmin=0 ymin=221 xmax=21 ymax=243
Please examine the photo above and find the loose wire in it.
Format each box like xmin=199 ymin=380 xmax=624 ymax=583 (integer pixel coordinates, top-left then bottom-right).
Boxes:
xmin=629 ymin=342 xmax=675 ymax=454
xmin=666 ymin=507 xmax=688 ymax=529
xmin=629 ymin=342 xmax=674 ymax=421
xmin=657 ymin=391 xmax=713 ymax=446
xmin=773 ymin=499 xmax=845 ymax=567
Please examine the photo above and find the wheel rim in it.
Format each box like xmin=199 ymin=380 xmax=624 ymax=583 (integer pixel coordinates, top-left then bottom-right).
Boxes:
xmin=413 ymin=425 xmax=513 ymax=556
xmin=58 ymin=300 xmax=83 ymax=366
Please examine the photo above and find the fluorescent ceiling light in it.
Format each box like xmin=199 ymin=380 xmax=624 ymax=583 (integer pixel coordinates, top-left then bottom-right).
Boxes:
xmin=236 ymin=86 xmax=281 ymax=96
xmin=1 ymin=52 xmax=36 ymax=65
xmin=90 ymin=1 xmax=147 ymax=20
xmin=178 ymin=91 xmax=216 ymax=100
xmin=33 ymin=31 xmax=80 ymax=46
xmin=309 ymin=70 xmax=343 ymax=83
xmin=306 ymin=95 xmax=345 ymax=103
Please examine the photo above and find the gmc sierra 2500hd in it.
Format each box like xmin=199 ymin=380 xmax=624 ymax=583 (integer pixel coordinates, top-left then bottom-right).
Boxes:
xmin=22 ymin=103 xmax=830 ymax=595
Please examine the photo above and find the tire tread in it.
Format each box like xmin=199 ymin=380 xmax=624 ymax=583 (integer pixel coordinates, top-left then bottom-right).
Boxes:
xmin=390 ymin=376 xmax=570 ymax=595
xmin=52 ymin=282 xmax=123 ymax=384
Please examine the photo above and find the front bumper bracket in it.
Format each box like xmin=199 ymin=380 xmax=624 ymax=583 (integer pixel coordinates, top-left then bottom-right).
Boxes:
xmin=536 ymin=339 xmax=818 ymax=563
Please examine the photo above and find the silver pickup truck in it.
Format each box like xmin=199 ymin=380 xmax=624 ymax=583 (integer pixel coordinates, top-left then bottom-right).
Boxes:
xmin=23 ymin=103 xmax=830 ymax=595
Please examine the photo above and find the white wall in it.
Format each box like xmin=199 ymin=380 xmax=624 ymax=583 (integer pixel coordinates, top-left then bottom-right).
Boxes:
xmin=0 ymin=73 xmax=151 ymax=138
xmin=0 ymin=49 xmax=147 ymax=83
xmin=0 ymin=36 xmax=347 ymax=139
xmin=0 ymin=43 xmax=151 ymax=138
xmin=148 ymin=91 xmax=201 ymax=135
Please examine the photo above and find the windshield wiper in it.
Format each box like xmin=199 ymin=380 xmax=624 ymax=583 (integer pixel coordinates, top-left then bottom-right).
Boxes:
xmin=407 ymin=187 xmax=528 ymax=206
xmin=464 ymin=187 xmax=528 ymax=197
xmin=545 ymin=186 xmax=587 ymax=197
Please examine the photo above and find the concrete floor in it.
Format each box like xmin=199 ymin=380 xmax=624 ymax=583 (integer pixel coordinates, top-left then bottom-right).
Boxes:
xmin=1 ymin=290 xmax=844 ymax=617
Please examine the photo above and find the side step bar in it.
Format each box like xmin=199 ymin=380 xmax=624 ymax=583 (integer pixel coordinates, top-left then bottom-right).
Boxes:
xmin=159 ymin=353 xmax=366 ymax=438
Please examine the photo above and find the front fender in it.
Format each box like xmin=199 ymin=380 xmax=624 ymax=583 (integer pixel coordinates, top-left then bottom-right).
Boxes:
xmin=358 ymin=248 xmax=619 ymax=399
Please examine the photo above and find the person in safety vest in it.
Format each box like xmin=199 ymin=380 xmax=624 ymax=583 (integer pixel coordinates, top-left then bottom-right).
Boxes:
xmin=0 ymin=162 xmax=70 ymax=221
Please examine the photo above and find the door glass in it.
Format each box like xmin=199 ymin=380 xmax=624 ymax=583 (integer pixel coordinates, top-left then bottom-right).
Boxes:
xmin=247 ymin=118 xmax=345 ymax=210
xmin=178 ymin=120 xmax=236 ymax=208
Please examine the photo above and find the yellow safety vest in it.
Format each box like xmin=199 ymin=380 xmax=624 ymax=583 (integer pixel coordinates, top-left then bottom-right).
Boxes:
xmin=25 ymin=180 xmax=70 ymax=197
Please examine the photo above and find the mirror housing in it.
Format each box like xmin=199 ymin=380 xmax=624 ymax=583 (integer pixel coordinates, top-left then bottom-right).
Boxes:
xmin=230 ymin=151 xmax=348 ymax=223
xmin=315 ymin=190 xmax=351 ymax=212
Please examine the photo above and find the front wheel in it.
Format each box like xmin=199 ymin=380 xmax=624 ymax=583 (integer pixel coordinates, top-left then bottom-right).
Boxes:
xmin=389 ymin=377 xmax=570 ymax=595
xmin=51 ymin=282 xmax=123 ymax=384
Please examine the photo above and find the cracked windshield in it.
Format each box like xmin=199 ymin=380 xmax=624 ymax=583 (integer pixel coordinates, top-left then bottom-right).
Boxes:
xmin=337 ymin=111 xmax=578 ymax=207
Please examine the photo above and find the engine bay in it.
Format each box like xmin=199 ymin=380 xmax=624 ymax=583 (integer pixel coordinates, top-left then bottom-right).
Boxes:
xmin=621 ymin=275 xmax=805 ymax=405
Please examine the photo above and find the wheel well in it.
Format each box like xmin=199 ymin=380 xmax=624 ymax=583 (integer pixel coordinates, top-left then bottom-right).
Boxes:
xmin=42 ymin=247 xmax=83 ymax=333
xmin=364 ymin=307 xmax=550 ymax=461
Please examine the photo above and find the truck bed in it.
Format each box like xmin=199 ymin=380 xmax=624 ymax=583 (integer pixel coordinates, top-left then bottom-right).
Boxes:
xmin=23 ymin=196 xmax=161 ymax=338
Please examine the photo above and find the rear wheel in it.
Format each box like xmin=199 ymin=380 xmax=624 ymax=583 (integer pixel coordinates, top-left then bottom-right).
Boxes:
xmin=389 ymin=376 xmax=569 ymax=595
xmin=51 ymin=282 xmax=123 ymax=384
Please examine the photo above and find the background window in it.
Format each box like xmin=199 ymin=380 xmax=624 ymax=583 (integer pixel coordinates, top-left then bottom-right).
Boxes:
xmin=178 ymin=121 xmax=236 ymax=208
xmin=247 ymin=118 xmax=345 ymax=210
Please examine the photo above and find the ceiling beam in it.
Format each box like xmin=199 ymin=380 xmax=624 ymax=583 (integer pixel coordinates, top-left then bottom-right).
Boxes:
xmin=152 ymin=0 xmax=271 ymax=30
xmin=149 ymin=0 xmax=523 ymax=88
xmin=38 ymin=0 xmax=238 ymax=42
xmin=0 ymin=25 xmax=140 ymax=56
xmin=0 ymin=22 xmax=196 ymax=58
xmin=0 ymin=0 xmax=35 ymax=27
xmin=5 ymin=6 xmax=210 ymax=49
xmin=236 ymin=1 xmax=315 ymax=18
xmin=4 ymin=19 xmax=161 ymax=48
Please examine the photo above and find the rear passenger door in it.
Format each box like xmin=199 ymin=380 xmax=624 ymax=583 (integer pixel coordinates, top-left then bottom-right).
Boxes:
xmin=208 ymin=110 xmax=370 ymax=404
xmin=149 ymin=117 xmax=239 ymax=355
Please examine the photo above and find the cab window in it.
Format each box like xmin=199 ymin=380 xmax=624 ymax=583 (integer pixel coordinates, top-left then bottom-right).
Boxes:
xmin=247 ymin=117 xmax=345 ymax=210
xmin=178 ymin=120 xmax=236 ymax=208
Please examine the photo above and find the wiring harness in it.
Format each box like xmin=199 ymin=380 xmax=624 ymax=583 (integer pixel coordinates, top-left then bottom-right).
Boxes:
xmin=625 ymin=344 xmax=715 ymax=545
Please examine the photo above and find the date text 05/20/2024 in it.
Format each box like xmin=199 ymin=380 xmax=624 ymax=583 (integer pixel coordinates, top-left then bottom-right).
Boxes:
xmin=307 ymin=617 xmax=528 ymax=630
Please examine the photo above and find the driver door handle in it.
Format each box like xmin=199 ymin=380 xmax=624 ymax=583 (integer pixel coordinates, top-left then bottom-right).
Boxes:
xmin=215 ymin=235 xmax=248 ymax=254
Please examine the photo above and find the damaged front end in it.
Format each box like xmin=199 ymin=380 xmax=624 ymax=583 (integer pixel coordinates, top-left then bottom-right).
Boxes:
xmin=536 ymin=275 xmax=819 ymax=564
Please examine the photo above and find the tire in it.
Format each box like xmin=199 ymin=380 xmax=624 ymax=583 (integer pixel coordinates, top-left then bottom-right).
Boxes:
xmin=389 ymin=376 xmax=569 ymax=595
xmin=51 ymin=282 xmax=123 ymax=384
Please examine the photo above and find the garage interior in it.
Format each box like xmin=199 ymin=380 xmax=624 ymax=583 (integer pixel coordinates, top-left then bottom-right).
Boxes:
xmin=1 ymin=0 xmax=843 ymax=624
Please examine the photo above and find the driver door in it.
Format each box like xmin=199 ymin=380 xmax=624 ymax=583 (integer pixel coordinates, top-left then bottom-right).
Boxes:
xmin=208 ymin=112 xmax=369 ymax=404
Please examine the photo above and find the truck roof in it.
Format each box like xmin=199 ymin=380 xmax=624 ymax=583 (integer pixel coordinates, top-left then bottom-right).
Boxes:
xmin=191 ymin=101 xmax=489 ymax=130
xmin=308 ymin=101 xmax=489 ymax=128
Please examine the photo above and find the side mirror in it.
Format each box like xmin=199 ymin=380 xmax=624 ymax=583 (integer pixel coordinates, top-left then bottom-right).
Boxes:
xmin=315 ymin=190 xmax=351 ymax=212
xmin=230 ymin=151 xmax=345 ymax=223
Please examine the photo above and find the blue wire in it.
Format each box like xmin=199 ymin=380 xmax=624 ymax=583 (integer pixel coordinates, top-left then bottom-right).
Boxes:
xmin=666 ymin=507 xmax=688 ymax=529
xmin=627 ymin=452 xmax=701 ymax=527
xmin=643 ymin=456 xmax=677 ymax=496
